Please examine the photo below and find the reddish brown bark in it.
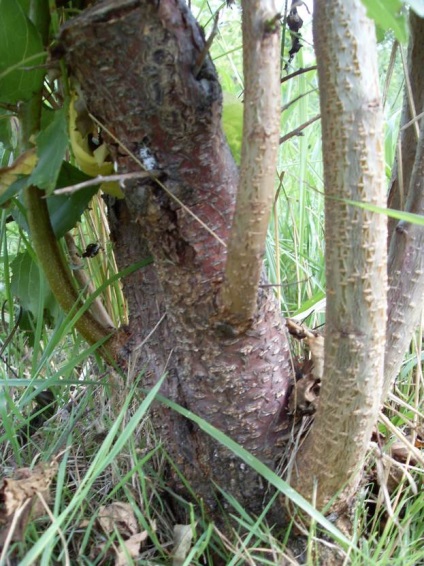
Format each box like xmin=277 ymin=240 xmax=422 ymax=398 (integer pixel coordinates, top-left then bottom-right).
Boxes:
xmin=60 ymin=0 xmax=293 ymax=518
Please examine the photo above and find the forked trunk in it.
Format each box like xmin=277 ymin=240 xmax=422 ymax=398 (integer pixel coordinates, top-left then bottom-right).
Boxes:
xmin=60 ymin=0 xmax=293 ymax=518
xmin=59 ymin=0 xmax=423 ymax=523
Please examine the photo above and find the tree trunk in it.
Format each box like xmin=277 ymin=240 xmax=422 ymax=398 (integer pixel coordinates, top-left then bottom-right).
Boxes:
xmin=60 ymin=0 xmax=293 ymax=518
xmin=291 ymin=0 xmax=387 ymax=510
xmin=59 ymin=0 xmax=423 ymax=523
xmin=387 ymin=13 xmax=424 ymax=240
xmin=384 ymin=12 xmax=424 ymax=397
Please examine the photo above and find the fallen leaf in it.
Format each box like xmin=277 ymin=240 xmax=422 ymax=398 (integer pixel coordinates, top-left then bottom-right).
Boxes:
xmin=172 ymin=524 xmax=194 ymax=566
xmin=114 ymin=530 xmax=149 ymax=566
xmin=97 ymin=502 xmax=138 ymax=537
xmin=307 ymin=333 xmax=324 ymax=381
xmin=286 ymin=319 xmax=324 ymax=380
xmin=0 ymin=461 xmax=58 ymax=546
xmin=288 ymin=374 xmax=321 ymax=415
xmin=1 ymin=462 xmax=57 ymax=517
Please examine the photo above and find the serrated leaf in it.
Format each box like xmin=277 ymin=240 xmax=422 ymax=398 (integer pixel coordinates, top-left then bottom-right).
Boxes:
xmin=30 ymin=108 xmax=68 ymax=193
xmin=361 ymin=0 xmax=408 ymax=43
xmin=0 ymin=0 xmax=46 ymax=104
xmin=11 ymin=251 xmax=59 ymax=322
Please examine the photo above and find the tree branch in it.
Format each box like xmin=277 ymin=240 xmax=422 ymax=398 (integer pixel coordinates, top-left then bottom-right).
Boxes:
xmin=219 ymin=0 xmax=282 ymax=329
xmin=279 ymin=114 xmax=320 ymax=144
xmin=280 ymin=64 xmax=317 ymax=84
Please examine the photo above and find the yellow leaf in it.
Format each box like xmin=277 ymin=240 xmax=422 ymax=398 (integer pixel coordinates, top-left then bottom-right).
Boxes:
xmin=68 ymin=91 xmax=124 ymax=198
xmin=0 ymin=148 xmax=38 ymax=201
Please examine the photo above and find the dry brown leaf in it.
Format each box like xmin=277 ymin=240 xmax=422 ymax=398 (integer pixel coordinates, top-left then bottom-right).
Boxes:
xmin=390 ymin=437 xmax=419 ymax=466
xmin=0 ymin=462 xmax=58 ymax=546
xmin=1 ymin=462 xmax=58 ymax=517
xmin=286 ymin=319 xmax=324 ymax=380
xmin=172 ymin=524 xmax=194 ymax=566
xmin=288 ymin=374 xmax=321 ymax=415
xmin=97 ymin=502 xmax=138 ymax=537
xmin=307 ymin=333 xmax=324 ymax=381
xmin=114 ymin=530 xmax=149 ymax=566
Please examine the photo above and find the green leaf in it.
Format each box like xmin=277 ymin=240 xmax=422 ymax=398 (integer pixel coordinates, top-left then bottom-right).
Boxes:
xmin=0 ymin=175 xmax=32 ymax=207
xmin=11 ymin=251 xmax=59 ymax=323
xmin=11 ymin=161 xmax=99 ymax=237
xmin=16 ymin=0 xmax=30 ymax=12
xmin=222 ymin=92 xmax=244 ymax=164
xmin=344 ymin=199 xmax=424 ymax=225
xmin=0 ymin=110 xmax=16 ymax=151
xmin=0 ymin=0 xmax=46 ymax=104
xmin=31 ymin=109 xmax=69 ymax=193
xmin=47 ymin=161 xmax=99 ymax=238
xmin=361 ymin=0 xmax=408 ymax=43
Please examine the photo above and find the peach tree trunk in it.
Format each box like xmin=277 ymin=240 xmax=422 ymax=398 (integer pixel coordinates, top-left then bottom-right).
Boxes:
xmin=60 ymin=0 xmax=293 ymax=519
xmin=58 ymin=0 xmax=423 ymax=521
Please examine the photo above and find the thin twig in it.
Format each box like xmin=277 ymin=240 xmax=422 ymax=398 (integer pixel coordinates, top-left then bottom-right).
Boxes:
xmin=259 ymin=278 xmax=310 ymax=287
xmin=281 ymin=88 xmax=317 ymax=113
xmin=400 ymin=44 xmax=420 ymax=140
xmin=400 ymin=109 xmax=424 ymax=131
xmin=53 ymin=171 xmax=157 ymax=195
xmin=379 ymin=412 xmax=424 ymax=467
xmin=382 ymin=40 xmax=399 ymax=109
xmin=281 ymin=65 xmax=317 ymax=84
xmin=387 ymin=392 xmax=424 ymax=420
xmin=134 ymin=313 xmax=167 ymax=351
xmin=279 ymin=114 xmax=320 ymax=144
xmin=193 ymin=12 xmax=220 ymax=77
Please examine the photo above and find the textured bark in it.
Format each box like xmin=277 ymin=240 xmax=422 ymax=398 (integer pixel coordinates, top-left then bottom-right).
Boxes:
xmin=220 ymin=1 xmax=281 ymax=328
xmin=384 ymin=127 xmax=424 ymax=397
xmin=387 ymin=13 xmax=424 ymax=239
xmin=383 ymin=13 xmax=424 ymax=397
xmin=292 ymin=0 xmax=387 ymax=509
xmin=60 ymin=0 xmax=292 ymax=518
